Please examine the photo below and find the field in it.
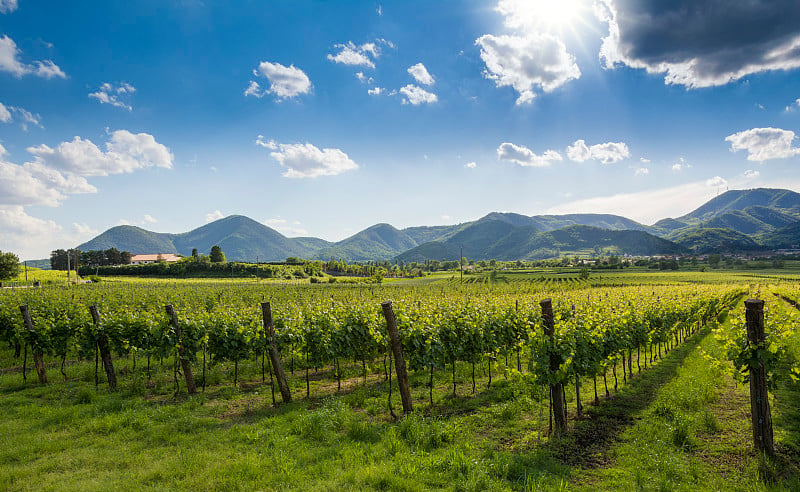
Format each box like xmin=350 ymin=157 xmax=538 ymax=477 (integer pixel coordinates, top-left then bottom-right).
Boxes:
xmin=1 ymin=270 xmax=799 ymax=491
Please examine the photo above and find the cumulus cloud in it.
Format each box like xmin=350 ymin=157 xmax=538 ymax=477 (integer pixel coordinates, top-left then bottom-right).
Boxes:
xmin=205 ymin=210 xmax=224 ymax=223
xmin=0 ymin=102 xmax=9 ymax=122
xmin=249 ymin=61 xmax=312 ymax=99
xmin=475 ymin=33 xmax=580 ymax=104
xmin=0 ymin=35 xmax=66 ymax=79
xmin=497 ymin=142 xmax=562 ymax=167
xmin=725 ymin=127 xmax=800 ymax=161
xmin=89 ymin=82 xmax=135 ymax=110
xmin=327 ymin=41 xmax=381 ymax=68
xmin=634 ymin=167 xmax=649 ymax=176
xmin=0 ymin=205 xmax=63 ymax=258
xmin=596 ymin=0 xmax=800 ymax=88
xmin=259 ymin=140 xmax=358 ymax=178
xmin=706 ymin=176 xmax=728 ymax=188
xmin=786 ymin=98 xmax=800 ymax=112
xmin=0 ymin=147 xmax=95 ymax=207
xmin=0 ymin=0 xmax=18 ymax=14
xmin=465 ymin=162 xmax=477 ymax=169
xmin=399 ymin=84 xmax=437 ymax=105
xmin=744 ymin=169 xmax=760 ymax=179
xmin=367 ymin=87 xmax=384 ymax=96
xmin=408 ymin=63 xmax=435 ymax=85
xmin=27 ymin=130 xmax=173 ymax=177
xmin=566 ymin=139 xmax=630 ymax=164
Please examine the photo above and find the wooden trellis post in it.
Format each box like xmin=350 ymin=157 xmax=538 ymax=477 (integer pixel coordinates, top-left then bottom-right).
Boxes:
xmin=744 ymin=299 xmax=774 ymax=456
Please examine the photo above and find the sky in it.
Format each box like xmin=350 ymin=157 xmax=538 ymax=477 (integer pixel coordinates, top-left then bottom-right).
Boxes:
xmin=2 ymin=0 xmax=800 ymax=260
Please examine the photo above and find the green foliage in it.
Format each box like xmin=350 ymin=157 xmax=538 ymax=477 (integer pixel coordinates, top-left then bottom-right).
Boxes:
xmin=209 ymin=245 xmax=226 ymax=263
xmin=0 ymin=251 xmax=21 ymax=281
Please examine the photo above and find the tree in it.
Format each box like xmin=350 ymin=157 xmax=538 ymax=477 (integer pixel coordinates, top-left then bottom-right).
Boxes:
xmin=210 ymin=245 xmax=226 ymax=263
xmin=0 ymin=251 xmax=21 ymax=281
xmin=192 ymin=248 xmax=198 ymax=261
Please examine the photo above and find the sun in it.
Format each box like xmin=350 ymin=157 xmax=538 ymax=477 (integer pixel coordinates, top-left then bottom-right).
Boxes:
xmin=498 ymin=0 xmax=585 ymax=31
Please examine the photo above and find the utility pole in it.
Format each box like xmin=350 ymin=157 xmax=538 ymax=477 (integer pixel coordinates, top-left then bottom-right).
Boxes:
xmin=24 ymin=261 xmax=27 ymax=282
xmin=460 ymin=246 xmax=463 ymax=285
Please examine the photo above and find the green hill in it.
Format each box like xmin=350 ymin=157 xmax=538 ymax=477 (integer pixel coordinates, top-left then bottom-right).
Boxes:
xmin=314 ymin=223 xmax=418 ymax=262
xmin=397 ymin=223 xmax=684 ymax=262
xmin=78 ymin=225 xmax=179 ymax=254
xmin=671 ymin=227 xmax=761 ymax=254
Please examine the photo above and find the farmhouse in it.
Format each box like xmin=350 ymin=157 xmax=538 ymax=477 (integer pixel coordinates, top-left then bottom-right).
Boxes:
xmin=129 ymin=254 xmax=182 ymax=265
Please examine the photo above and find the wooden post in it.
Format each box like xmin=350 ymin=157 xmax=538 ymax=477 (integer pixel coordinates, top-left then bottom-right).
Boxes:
xmin=90 ymin=305 xmax=117 ymax=391
xmin=261 ymin=302 xmax=292 ymax=403
xmin=744 ymin=299 xmax=774 ymax=456
xmin=19 ymin=305 xmax=47 ymax=383
xmin=381 ymin=301 xmax=413 ymax=414
xmin=165 ymin=305 xmax=197 ymax=394
xmin=541 ymin=299 xmax=566 ymax=435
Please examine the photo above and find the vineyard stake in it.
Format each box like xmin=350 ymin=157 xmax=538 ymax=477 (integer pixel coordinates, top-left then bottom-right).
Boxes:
xmin=261 ymin=302 xmax=292 ymax=403
xmin=744 ymin=299 xmax=774 ymax=457
xmin=19 ymin=305 xmax=47 ymax=384
xmin=540 ymin=298 xmax=566 ymax=435
xmin=90 ymin=305 xmax=117 ymax=391
xmin=381 ymin=301 xmax=413 ymax=415
xmin=164 ymin=305 xmax=197 ymax=394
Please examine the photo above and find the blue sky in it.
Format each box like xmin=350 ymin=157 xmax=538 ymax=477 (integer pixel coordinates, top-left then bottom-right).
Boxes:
xmin=2 ymin=0 xmax=800 ymax=259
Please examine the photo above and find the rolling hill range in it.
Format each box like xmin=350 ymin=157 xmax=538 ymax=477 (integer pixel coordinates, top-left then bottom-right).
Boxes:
xmin=76 ymin=188 xmax=800 ymax=262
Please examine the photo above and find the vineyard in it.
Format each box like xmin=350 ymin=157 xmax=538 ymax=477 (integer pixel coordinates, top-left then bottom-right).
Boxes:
xmin=1 ymin=275 xmax=799 ymax=490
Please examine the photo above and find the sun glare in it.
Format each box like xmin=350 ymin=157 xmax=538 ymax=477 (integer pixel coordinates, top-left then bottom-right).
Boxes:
xmin=500 ymin=0 xmax=584 ymax=31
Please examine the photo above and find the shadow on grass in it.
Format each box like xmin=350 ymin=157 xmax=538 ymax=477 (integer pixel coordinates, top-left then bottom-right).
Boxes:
xmin=543 ymin=329 xmax=707 ymax=469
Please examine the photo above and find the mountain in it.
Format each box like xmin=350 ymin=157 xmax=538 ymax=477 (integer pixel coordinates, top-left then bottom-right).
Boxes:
xmin=314 ymin=223 xmax=418 ymax=262
xmin=79 ymin=216 xmax=323 ymax=262
xmin=655 ymin=188 xmax=800 ymax=236
xmin=75 ymin=188 xmax=800 ymax=262
xmin=78 ymin=225 xmax=180 ymax=253
xmin=670 ymin=227 xmax=762 ymax=254
xmin=761 ymin=222 xmax=800 ymax=249
xmin=397 ymin=223 xmax=685 ymax=262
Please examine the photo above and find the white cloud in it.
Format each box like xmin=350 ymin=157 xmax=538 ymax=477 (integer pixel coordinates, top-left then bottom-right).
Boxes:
xmin=639 ymin=157 xmax=650 ymax=163
xmin=143 ymin=214 xmax=157 ymax=224
xmin=355 ymin=72 xmax=373 ymax=83
xmin=706 ymin=176 xmax=728 ymax=188
xmin=475 ymin=33 xmax=580 ymax=105
xmin=545 ymin=178 xmax=739 ymax=224
xmin=255 ymin=135 xmax=278 ymax=149
xmin=243 ymin=80 xmax=263 ymax=98
xmin=744 ymin=169 xmax=760 ymax=179
xmin=23 ymin=161 xmax=96 ymax=195
xmin=205 ymin=210 xmax=224 ymax=223
xmin=327 ymin=42 xmax=381 ymax=68
xmin=89 ymin=82 xmax=135 ymax=110
xmin=399 ymin=84 xmax=437 ymax=105
xmin=262 ymin=141 xmax=358 ymax=178
xmin=408 ymin=63 xmax=435 ymax=85
xmin=72 ymin=222 xmax=98 ymax=236
xmin=0 ymin=35 xmax=66 ymax=79
xmin=27 ymin=130 xmax=173 ymax=177
xmin=634 ymin=167 xmax=649 ymax=176
xmin=786 ymin=98 xmax=800 ymax=112
xmin=0 ymin=0 xmax=18 ymax=14
xmin=0 ymin=206 xmax=62 ymax=258
xmin=263 ymin=218 xmax=307 ymax=236
xmin=596 ymin=0 xmax=800 ymax=88
xmin=377 ymin=4 xmax=382 ymax=16
xmin=672 ymin=163 xmax=684 ymax=172
xmin=0 ymin=102 xmax=42 ymax=130
xmin=465 ymin=162 xmax=477 ymax=169
xmin=252 ymin=61 xmax=312 ymax=99
xmin=725 ymin=127 xmax=800 ymax=161
xmin=497 ymin=142 xmax=562 ymax=167
xmin=368 ymin=87 xmax=384 ymax=96
xmin=566 ymin=139 xmax=630 ymax=164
